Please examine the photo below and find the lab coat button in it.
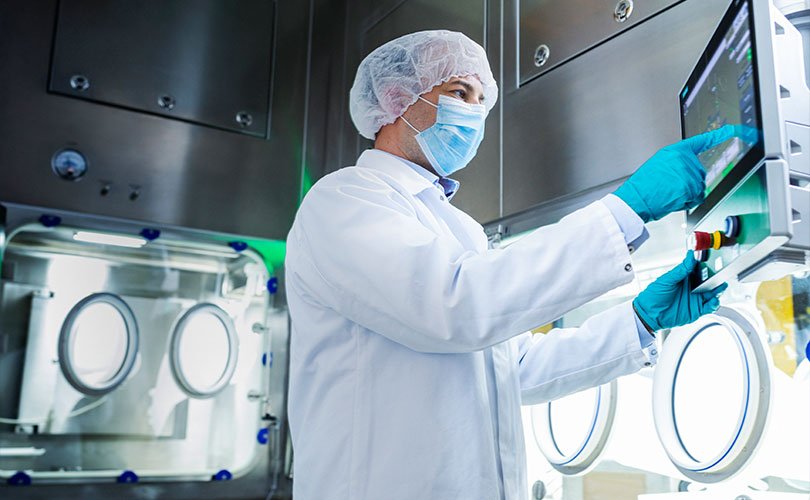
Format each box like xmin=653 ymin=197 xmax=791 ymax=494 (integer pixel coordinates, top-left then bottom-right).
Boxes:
xmin=644 ymin=362 xmax=652 ymax=367
xmin=650 ymin=348 xmax=657 ymax=356
xmin=624 ymin=263 xmax=632 ymax=272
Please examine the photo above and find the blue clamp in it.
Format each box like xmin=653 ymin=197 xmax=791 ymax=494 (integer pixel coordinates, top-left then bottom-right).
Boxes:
xmin=211 ymin=469 xmax=233 ymax=481
xmin=117 ymin=470 xmax=139 ymax=484
xmin=266 ymin=277 xmax=279 ymax=295
xmin=257 ymin=428 xmax=269 ymax=445
xmin=228 ymin=241 xmax=248 ymax=252
xmin=139 ymin=228 xmax=161 ymax=241
xmin=262 ymin=352 xmax=273 ymax=367
xmin=805 ymin=340 xmax=810 ymax=363
xmin=7 ymin=471 xmax=31 ymax=486
xmin=38 ymin=215 xmax=62 ymax=228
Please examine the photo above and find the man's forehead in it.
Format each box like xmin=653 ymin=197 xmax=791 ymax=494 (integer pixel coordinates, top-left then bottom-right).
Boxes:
xmin=445 ymin=75 xmax=483 ymax=88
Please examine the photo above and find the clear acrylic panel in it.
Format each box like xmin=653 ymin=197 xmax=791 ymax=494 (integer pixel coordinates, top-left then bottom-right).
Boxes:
xmin=0 ymin=224 xmax=272 ymax=482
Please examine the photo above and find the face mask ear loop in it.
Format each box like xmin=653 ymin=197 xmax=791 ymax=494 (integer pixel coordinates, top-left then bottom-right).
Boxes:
xmin=401 ymin=115 xmax=421 ymax=134
xmin=417 ymin=95 xmax=438 ymax=109
xmin=401 ymin=94 xmax=438 ymax=133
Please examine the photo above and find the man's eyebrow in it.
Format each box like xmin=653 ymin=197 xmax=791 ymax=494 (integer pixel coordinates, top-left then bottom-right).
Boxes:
xmin=448 ymin=79 xmax=486 ymax=101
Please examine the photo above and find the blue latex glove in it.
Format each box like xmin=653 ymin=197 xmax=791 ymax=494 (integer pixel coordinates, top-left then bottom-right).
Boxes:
xmin=633 ymin=252 xmax=728 ymax=331
xmin=615 ymin=124 xmax=744 ymax=222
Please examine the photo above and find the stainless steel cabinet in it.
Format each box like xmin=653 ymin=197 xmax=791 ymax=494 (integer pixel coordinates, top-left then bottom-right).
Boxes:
xmin=50 ymin=0 xmax=274 ymax=137
xmin=0 ymin=0 xmax=309 ymax=240
xmin=500 ymin=0 xmax=731 ymax=227
xmin=519 ymin=0 xmax=681 ymax=84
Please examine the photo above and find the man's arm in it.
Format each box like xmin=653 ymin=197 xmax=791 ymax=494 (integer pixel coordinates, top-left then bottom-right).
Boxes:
xmin=517 ymin=301 xmax=658 ymax=405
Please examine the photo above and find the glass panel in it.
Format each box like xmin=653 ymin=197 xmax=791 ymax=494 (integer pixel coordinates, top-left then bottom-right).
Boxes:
xmin=69 ymin=302 xmax=129 ymax=390
xmin=177 ymin=312 xmax=231 ymax=392
xmin=673 ymin=324 xmax=746 ymax=463
xmin=548 ymin=386 xmax=599 ymax=457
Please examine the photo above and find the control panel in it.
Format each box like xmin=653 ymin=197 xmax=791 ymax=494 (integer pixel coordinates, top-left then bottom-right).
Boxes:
xmin=681 ymin=0 xmax=809 ymax=292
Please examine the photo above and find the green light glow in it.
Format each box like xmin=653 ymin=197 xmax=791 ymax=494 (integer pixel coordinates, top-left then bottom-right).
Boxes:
xmin=245 ymin=238 xmax=287 ymax=273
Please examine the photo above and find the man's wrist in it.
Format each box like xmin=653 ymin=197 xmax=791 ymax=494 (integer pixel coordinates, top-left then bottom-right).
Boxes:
xmin=632 ymin=301 xmax=656 ymax=334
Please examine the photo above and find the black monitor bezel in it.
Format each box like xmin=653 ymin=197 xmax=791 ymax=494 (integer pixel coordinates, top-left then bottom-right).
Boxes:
xmin=681 ymin=0 xmax=765 ymax=226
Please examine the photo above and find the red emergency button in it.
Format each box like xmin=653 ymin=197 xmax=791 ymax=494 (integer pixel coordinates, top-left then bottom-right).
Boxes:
xmin=689 ymin=231 xmax=714 ymax=251
xmin=689 ymin=230 xmax=729 ymax=251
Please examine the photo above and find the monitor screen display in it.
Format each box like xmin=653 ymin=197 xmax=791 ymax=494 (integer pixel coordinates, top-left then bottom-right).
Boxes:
xmin=681 ymin=0 xmax=762 ymax=200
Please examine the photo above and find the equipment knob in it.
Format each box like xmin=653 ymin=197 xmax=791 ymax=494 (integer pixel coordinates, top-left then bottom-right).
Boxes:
xmin=724 ymin=215 xmax=741 ymax=238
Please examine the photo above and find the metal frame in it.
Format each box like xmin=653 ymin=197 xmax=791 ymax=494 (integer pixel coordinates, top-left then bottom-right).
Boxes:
xmin=58 ymin=292 xmax=140 ymax=397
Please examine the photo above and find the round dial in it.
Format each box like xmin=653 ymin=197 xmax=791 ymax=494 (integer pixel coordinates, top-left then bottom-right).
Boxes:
xmin=51 ymin=149 xmax=88 ymax=181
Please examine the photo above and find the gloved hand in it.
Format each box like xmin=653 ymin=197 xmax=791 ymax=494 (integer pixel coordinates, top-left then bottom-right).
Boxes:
xmin=615 ymin=124 xmax=742 ymax=222
xmin=633 ymin=252 xmax=728 ymax=331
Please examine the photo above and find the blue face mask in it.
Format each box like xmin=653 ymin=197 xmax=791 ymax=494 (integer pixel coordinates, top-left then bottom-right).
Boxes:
xmin=402 ymin=95 xmax=487 ymax=177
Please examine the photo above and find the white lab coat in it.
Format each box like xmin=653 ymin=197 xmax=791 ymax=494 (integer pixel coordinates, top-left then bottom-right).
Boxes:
xmin=285 ymin=149 xmax=656 ymax=500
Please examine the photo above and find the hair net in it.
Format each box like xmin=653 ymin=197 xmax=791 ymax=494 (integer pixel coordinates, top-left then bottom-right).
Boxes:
xmin=349 ymin=30 xmax=498 ymax=140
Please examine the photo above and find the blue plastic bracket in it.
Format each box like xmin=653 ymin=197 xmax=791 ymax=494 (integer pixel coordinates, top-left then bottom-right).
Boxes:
xmin=228 ymin=241 xmax=248 ymax=252
xmin=257 ymin=427 xmax=270 ymax=445
xmin=266 ymin=277 xmax=279 ymax=294
xmin=117 ymin=470 xmax=139 ymax=484
xmin=38 ymin=215 xmax=62 ymax=228
xmin=262 ymin=352 xmax=273 ymax=367
xmin=7 ymin=471 xmax=31 ymax=486
xmin=139 ymin=228 xmax=161 ymax=241
xmin=211 ymin=469 xmax=233 ymax=481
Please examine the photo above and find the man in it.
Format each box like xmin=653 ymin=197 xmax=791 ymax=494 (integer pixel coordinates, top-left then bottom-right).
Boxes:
xmin=286 ymin=30 xmax=730 ymax=500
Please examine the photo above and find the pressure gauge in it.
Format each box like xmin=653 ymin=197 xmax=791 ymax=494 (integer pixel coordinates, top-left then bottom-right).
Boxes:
xmin=51 ymin=149 xmax=88 ymax=181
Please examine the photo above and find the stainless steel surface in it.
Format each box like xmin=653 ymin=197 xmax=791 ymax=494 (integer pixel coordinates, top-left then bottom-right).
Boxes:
xmin=518 ymin=0 xmax=680 ymax=84
xmin=502 ymin=0 xmax=731 ymax=222
xmin=50 ymin=0 xmax=273 ymax=137
xmin=0 ymin=0 xmax=310 ymax=240
xmin=361 ymin=0 xmax=485 ymax=53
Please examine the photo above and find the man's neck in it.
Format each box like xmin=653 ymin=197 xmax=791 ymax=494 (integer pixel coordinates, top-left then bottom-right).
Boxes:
xmin=374 ymin=137 xmax=439 ymax=178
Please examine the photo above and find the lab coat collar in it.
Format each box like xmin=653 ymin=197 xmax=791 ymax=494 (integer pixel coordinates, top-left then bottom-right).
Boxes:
xmin=357 ymin=149 xmax=459 ymax=200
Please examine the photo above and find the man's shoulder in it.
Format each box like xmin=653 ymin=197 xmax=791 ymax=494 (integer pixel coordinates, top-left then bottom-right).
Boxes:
xmin=305 ymin=164 xmax=406 ymax=202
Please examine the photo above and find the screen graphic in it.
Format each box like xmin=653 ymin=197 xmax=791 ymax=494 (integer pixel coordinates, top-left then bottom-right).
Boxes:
xmin=681 ymin=2 xmax=760 ymax=197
